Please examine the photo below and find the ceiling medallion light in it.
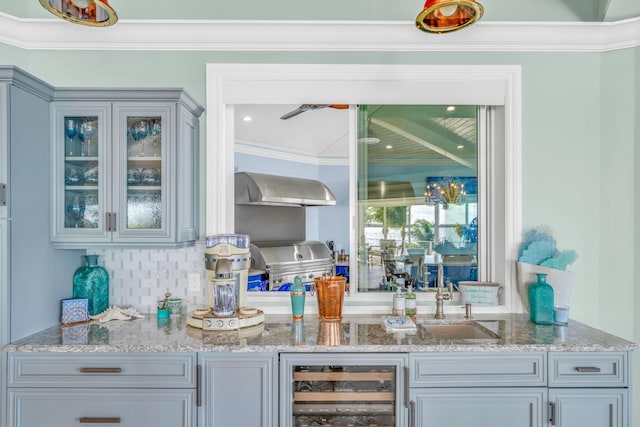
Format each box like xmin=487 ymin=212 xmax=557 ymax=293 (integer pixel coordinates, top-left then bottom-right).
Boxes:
xmin=416 ymin=0 xmax=484 ymax=34
xmin=40 ymin=0 xmax=118 ymax=27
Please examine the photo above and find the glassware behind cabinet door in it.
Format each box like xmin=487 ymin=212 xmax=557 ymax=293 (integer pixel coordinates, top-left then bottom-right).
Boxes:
xmin=79 ymin=121 xmax=97 ymax=157
xmin=65 ymin=118 xmax=77 ymax=156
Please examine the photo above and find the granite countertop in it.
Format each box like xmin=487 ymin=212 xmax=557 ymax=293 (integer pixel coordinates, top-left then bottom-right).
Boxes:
xmin=5 ymin=313 xmax=638 ymax=353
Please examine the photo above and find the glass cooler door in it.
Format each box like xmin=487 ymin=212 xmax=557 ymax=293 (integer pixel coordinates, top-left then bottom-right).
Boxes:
xmin=282 ymin=354 xmax=406 ymax=427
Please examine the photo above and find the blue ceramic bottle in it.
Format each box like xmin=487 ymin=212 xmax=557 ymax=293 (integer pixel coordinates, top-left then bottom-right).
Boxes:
xmin=73 ymin=255 xmax=109 ymax=315
xmin=290 ymin=276 xmax=306 ymax=320
xmin=529 ymin=273 xmax=554 ymax=325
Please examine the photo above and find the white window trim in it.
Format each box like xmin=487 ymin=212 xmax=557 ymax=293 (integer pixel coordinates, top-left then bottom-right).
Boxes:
xmin=206 ymin=63 xmax=522 ymax=314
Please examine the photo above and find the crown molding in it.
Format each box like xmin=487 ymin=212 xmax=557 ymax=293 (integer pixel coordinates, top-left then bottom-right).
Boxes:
xmin=0 ymin=12 xmax=639 ymax=53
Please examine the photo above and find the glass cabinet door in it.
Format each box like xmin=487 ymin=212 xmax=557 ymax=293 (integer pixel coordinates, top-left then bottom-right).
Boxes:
xmin=52 ymin=104 xmax=111 ymax=244
xmin=112 ymin=104 xmax=172 ymax=243
xmin=125 ymin=116 xmax=163 ymax=230
xmin=64 ymin=115 xmax=100 ymax=230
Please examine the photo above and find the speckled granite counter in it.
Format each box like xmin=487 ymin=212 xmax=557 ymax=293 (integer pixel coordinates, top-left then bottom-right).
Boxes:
xmin=5 ymin=313 xmax=637 ymax=353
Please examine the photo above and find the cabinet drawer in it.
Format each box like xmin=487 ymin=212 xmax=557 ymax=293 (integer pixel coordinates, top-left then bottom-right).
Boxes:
xmin=548 ymin=352 xmax=627 ymax=387
xmin=410 ymin=352 xmax=546 ymax=387
xmin=8 ymin=388 xmax=196 ymax=427
xmin=8 ymin=353 xmax=197 ymax=388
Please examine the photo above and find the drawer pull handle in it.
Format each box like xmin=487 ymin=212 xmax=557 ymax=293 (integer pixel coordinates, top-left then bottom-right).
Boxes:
xmin=575 ymin=366 xmax=601 ymax=373
xmin=79 ymin=367 xmax=122 ymax=373
xmin=79 ymin=417 xmax=121 ymax=423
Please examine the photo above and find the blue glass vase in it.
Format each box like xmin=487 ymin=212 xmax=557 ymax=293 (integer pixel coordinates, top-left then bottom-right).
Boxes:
xmin=73 ymin=255 xmax=109 ymax=315
xmin=529 ymin=273 xmax=554 ymax=325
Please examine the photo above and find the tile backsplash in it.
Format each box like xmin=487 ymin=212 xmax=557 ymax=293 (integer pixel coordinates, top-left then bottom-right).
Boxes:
xmin=89 ymin=241 xmax=208 ymax=314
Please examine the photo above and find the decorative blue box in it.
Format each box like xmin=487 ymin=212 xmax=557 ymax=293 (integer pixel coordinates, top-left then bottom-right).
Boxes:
xmin=61 ymin=298 xmax=90 ymax=325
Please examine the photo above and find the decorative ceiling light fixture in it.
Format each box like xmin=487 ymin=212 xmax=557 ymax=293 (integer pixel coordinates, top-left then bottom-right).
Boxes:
xmin=425 ymin=179 xmax=467 ymax=209
xmin=416 ymin=0 xmax=484 ymax=34
xmin=40 ymin=0 xmax=118 ymax=27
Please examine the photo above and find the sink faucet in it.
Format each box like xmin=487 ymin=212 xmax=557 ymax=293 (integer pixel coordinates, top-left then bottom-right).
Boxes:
xmin=434 ymin=263 xmax=451 ymax=319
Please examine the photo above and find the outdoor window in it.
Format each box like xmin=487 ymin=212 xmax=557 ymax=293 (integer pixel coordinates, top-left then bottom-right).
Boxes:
xmin=356 ymin=105 xmax=483 ymax=293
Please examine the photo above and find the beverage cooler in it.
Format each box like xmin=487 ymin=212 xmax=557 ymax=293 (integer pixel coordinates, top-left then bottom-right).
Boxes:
xmin=280 ymin=353 xmax=407 ymax=427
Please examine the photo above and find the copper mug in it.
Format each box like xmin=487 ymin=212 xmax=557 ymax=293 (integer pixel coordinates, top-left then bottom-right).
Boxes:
xmin=311 ymin=276 xmax=346 ymax=321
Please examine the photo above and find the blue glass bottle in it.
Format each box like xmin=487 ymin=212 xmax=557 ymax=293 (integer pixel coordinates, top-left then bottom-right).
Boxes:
xmin=73 ymin=255 xmax=110 ymax=315
xmin=529 ymin=273 xmax=554 ymax=325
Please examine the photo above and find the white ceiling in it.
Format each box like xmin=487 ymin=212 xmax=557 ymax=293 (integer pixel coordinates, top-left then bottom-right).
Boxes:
xmin=234 ymin=104 xmax=478 ymax=162
xmin=235 ymin=104 xmax=351 ymax=158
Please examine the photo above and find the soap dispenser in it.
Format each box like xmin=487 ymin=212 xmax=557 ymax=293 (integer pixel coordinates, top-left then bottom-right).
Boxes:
xmin=290 ymin=276 xmax=306 ymax=320
xmin=529 ymin=273 xmax=554 ymax=324
xmin=404 ymin=285 xmax=416 ymax=316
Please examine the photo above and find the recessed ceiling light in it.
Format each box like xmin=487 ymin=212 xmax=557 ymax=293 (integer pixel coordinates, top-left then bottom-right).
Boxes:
xmin=446 ymin=106 xmax=456 ymax=112
xmin=386 ymin=145 xmax=393 ymax=149
xmin=242 ymin=116 xmax=252 ymax=122
xmin=457 ymin=145 xmax=464 ymax=149
xmin=358 ymin=137 xmax=380 ymax=144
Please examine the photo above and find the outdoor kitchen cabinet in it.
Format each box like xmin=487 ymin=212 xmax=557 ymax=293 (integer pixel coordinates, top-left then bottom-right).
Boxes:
xmin=7 ymin=352 xmax=198 ymax=427
xmin=49 ymin=89 xmax=203 ymax=248
xmin=198 ymin=352 xmax=278 ymax=427
xmin=408 ymin=352 xmax=547 ymax=427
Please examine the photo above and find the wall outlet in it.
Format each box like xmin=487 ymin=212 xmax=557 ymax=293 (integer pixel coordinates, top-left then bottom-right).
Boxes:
xmin=188 ymin=273 xmax=201 ymax=292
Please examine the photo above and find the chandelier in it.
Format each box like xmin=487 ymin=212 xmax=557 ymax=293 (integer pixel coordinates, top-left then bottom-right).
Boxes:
xmin=425 ymin=179 xmax=467 ymax=209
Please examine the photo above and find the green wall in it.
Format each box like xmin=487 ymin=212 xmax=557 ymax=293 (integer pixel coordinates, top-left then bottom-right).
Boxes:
xmin=0 ymin=24 xmax=638 ymax=426
xmin=1 ymin=0 xmax=606 ymax=21
xmin=7 ymin=48 xmax=631 ymax=339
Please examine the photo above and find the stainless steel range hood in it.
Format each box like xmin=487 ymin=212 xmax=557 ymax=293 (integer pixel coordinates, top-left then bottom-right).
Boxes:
xmin=235 ymin=172 xmax=336 ymax=207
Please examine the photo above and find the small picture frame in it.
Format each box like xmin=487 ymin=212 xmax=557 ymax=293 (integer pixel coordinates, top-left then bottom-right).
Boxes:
xmin=61 ymin=298 xmax=90 ymax=325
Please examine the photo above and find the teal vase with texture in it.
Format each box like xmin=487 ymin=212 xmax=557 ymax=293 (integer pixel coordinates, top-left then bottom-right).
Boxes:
xmin=73 ymin=255 xmax=109 ymax=315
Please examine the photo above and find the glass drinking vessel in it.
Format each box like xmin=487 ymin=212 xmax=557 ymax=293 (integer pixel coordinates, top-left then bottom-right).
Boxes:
xmin=79 ymin=121 xmax=97 ymax=157
xmin=65 ymin=119 xmax=77 ymax=156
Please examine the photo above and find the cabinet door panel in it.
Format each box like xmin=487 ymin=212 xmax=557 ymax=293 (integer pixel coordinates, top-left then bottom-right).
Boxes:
xmin=51 ymin=103 xmax=112 ymax=244
xmin=200 ymin=353 xmax=277 ymax=427
xmin=549 ymin=352 xmax=627 ymax=387
xmin=549 ymin=389 xmax=628 ymax=427
xmin=9 ymin=388 xmax=196 ymax=427
xmin=112 ymin=103 xmax=174 ymax=243
xmin=411 ymin=388 xmax=545 ymax=427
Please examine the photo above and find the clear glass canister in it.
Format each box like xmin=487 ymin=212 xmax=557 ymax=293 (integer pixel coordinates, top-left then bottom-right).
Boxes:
xmin=212 ymin=277 xmax=238 ymax=317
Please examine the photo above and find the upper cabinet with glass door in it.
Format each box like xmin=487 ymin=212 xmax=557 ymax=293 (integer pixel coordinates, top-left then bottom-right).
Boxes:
xmin=50 ymin=89 xmax=203 ymax=248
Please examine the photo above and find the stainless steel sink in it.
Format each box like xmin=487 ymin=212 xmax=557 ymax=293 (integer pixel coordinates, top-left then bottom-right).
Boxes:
xmin=423 ymin=322 xmax=500 ymax=340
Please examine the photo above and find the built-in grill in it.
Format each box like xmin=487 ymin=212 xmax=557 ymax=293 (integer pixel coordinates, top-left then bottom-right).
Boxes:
xmin=250 ymin=240 xmax=335 ymax=290
xmin=234 ymin=171 xmax=337 ymax=291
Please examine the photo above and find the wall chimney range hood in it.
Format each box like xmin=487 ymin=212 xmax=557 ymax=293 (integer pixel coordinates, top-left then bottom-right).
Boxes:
xmin=235 ymin=172 xmax=336 ymax=207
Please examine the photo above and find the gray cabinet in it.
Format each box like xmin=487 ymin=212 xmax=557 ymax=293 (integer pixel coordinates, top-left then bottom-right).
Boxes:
xmin=409 ymin=352 xmax=547 ymax=427
xmin=411 ymin=388 xmax=546 ymax=427
xmin=199 ymin=352 xmax=278 ymax=427
xmin=7 ymin=352 xmax=198 ymax=427
xmin=50 ymin=89 xmax=203 ymax=248
xmin=548 ymin=352 xmax=630 ymax=427
xmin=548 ymin=389 xmax=627 ymax=427
xmin=0 ymin=66 xmax=84 ymax=376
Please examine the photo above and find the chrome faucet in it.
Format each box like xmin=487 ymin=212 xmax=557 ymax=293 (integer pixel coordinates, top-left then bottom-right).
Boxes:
xmin=434 ymin=263 xmax=451 ymax=319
